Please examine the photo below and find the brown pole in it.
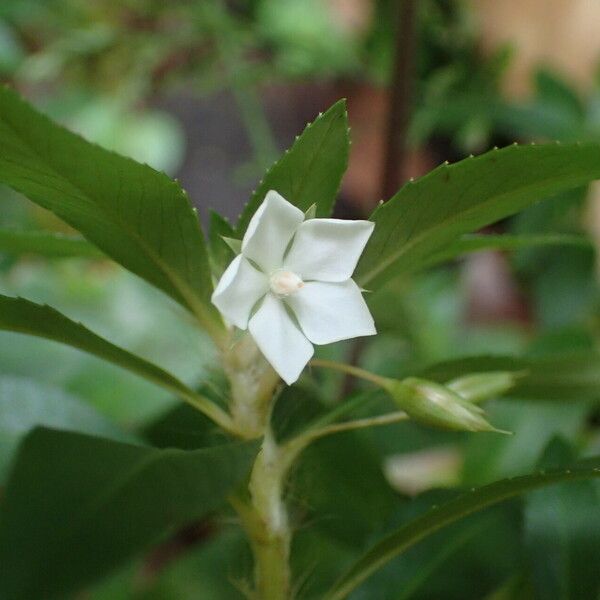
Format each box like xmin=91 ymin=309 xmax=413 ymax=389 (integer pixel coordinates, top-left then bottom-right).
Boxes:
xmin=342 ymin=0 xmax=419 ymax=395
xmin=380 ymin=0 xmax=418 ymax=200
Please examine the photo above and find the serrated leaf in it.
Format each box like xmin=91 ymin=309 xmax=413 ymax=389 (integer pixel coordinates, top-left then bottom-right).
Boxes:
xmin=325 ymin=459 xmax=600 ymax=600
xmin=0 ymin=229 xmax=102 ymax=258
xmin=0 ymin=428 xmax=257 ymax=600
xmin=0 ymin=294 xmax=231 ymax=428
xmin=356 ymin=143 xmax=600 ymax=289
xmin=421 ymin=233 xmax=590 ymax=270
xmin=0 ymin=86 xmax=222 ymax=338
xmin=235 ymin=100 xmax=349 ymax=235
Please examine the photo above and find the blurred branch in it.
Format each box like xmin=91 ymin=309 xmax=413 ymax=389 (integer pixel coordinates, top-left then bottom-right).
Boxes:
xmin=342 ymin=0 xmax=419 ymax=396
xmin=380 ymin=0 xmax=418 ymax=200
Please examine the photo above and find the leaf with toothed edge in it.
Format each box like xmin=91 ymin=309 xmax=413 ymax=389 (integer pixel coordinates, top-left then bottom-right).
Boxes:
xmin=0 ymin=293 xmax=199 ymax=401
xmin=0 ymin=86 xmax=220 ymax=333
xmin=234 ymin=100 xmax=350 ymax=235
xmin=356 ymin=142 xmax=600 ymax=289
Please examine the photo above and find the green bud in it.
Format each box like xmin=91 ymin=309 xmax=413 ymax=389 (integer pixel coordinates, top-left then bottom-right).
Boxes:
xmin=383 ymin=377 xmax=509 ymax=434
xmin=446 ymin=371 xmax=524 ymax=404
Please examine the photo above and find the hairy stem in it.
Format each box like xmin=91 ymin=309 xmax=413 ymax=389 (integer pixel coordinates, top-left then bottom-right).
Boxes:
xmin=224 ymin=335 xmax=280 ymax=438
xmin=233 ymin=428 xmax=294 ymax=599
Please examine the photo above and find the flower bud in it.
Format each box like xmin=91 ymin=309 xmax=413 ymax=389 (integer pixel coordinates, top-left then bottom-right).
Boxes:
xmin=383 ymin=377 xmax=509 ymax=433
xmin=446 ymin=371 xmax=523 ymax=404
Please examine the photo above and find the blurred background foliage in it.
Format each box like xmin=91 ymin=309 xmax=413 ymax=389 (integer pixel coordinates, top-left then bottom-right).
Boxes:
xmin=1 ymin=0 xmax=600 ymax=598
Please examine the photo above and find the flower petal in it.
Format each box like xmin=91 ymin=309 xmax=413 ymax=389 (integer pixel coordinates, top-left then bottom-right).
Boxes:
xmin=284 ymin=219 xmax=374 ymax=282
xmin=242 ymin=190 xmax=305 ymax=273
xmin=211 ymin=255 xmax=269 ymax=329
xmin=286 ymin=280 xmax=376 ymax=345
xmin=249 ymin=293 xmax=314 ymax=385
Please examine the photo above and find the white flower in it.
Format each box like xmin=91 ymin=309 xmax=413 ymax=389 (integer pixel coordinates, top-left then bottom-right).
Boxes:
xmin=212 ymin=190 xmax=376 ymax=384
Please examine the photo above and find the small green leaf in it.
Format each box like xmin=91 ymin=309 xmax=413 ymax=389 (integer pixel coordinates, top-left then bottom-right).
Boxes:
xmin=304 ymin=203 xmax=317 ymax=219
xmin=235 ymin=100 xmax=349 ymax=235
xmin=0 ymin=86 xmax=221 ymax=337
xmin=356 ymin=143 xmax=600 ymax=289
xmin=0 ymin=229 xmax=102 ymax=258
xmin=0 ymin=294 xmax=232 ymax=429
xmin=0 ymin=428 xmax=257 ymax=600
xmin=325 ymin=459 xmax=600 ymax=600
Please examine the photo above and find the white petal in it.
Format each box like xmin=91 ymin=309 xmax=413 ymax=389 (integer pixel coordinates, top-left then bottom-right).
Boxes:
xmin=248 ymin=293 xmax=314 ymax=385
xmin=242 ymin=190 xmax=305 ymax=273
xmin=284 ymin=219 xmax=374 ymax=282
xmin=286 ymin=280 xmax=376 ymax=345
xmin=211 ymin=255 xmax=269 ymax=329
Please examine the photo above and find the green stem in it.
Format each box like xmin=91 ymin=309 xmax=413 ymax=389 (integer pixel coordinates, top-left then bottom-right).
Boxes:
xmin=178 ymin=388 xmax=238 ymax=436
xmin=233 ymin=428 xmax=293 ymax=600
xmin=310 ymin=358 xmax=390 ymax=387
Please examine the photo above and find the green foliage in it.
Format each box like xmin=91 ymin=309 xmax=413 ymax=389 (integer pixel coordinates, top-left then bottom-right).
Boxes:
xmin=0 ymin=293 xmax=234 ymax=427
xmin=0 ymin=86 xmax=221 ymax=336
xmin=356 ymin=143 xmax=600 ymax=289
xmin=2 ymin=88 xmax=600 ymax=600
xmin=326 ymin=458 xmax=600 ymax=600
xmin=0 ymin=428 xmax=257 ymax=600
xmin=0 ymin=294 xmax=197 ymax=401
xmin=235 ymin=100 xmax=349 ymax=234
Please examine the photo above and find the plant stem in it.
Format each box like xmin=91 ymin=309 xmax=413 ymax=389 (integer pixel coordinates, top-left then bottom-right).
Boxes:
xmin=233 ymin=428 xmax=294 ymax=599
xmin=224 ymin=335 xmax=280 ymax=438
xmin=310 ymin=358 xmax=389 ymax=387
xmin=381 ymin=0 xmax=419 ymax=199
xmin=302 ymin=411 xmax=409 ymax=441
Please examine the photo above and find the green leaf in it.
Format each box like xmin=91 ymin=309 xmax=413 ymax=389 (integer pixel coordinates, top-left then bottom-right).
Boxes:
xmin=0 ymin=86 xmax=221 ymax=337
xmin=525 ymin=439 xmax=600 ymax=599
xmin=325 ymin=460 xmax=600 ymax=600
xmin=0 ymin=229 xmax=102 ymax=258
xmin=0 ymin=428 xmax=257 ymax=600
xmin=234 ymin=100 xmax=349 ymax=235
xmin=422 ymin=353 xmax=600 ymax=402
xmin=421 ymin=233 xmax=590 ymax=270
xmin=0 ymin=294 xmax=232 ymax=429
xmin=0 ymin=376 xmax=135 ymax=483
xmin=356 ymin=143 xmax=600 ymax=289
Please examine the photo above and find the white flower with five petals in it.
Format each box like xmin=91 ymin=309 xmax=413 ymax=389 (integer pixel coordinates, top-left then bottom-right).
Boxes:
xmin=212 ymin=191 xmax=376 ymax=384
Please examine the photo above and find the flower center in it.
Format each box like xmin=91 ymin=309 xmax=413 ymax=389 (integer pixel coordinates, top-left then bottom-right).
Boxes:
xmin=269 ymin=269 xmax=304 ymax=296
